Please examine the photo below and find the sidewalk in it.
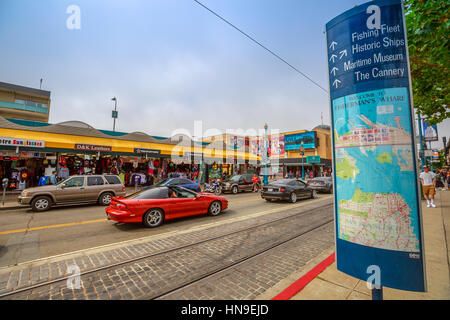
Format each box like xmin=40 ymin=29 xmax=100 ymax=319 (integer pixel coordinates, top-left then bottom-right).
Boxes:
xmin=274 ymin=190 xmax=450 ymax=300
xmin=256 ymin=190 xmax=450 ymax=300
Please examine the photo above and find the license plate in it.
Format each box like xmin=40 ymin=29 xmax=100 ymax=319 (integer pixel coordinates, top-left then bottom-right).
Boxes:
xmin=268 ymin=188 xmax=273 ymax=192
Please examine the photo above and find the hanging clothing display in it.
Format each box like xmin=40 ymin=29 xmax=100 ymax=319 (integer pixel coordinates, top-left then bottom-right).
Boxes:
xmin=58 ymin=166 xmax=70 ymax=179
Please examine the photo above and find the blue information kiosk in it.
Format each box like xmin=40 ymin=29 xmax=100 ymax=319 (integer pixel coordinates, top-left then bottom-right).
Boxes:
xmin=326 ymin=0 xmax=426 ymax=298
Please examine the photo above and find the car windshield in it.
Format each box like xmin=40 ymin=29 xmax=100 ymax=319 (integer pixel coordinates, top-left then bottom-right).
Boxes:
xmin=126 ymin=187 xmax=168 ymax=199
xmin=171 ymin=186 xmax=197 ymax=198
xmin=230 ymin=175 xmax=241 ymax=182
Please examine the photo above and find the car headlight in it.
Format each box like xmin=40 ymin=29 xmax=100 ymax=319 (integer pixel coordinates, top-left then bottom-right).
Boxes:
xmin=22 ymin=191 xmax=30 ymax=197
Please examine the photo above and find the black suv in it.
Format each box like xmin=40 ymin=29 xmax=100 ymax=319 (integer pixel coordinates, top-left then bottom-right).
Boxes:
xmin=221 ymin=174 xmax=255 ymax=194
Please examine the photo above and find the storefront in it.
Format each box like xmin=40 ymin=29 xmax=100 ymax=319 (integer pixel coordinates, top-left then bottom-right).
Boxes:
xmin=0 ymin=118 xmax=260 ymax=189
xmin=0 ymin=137 xmax=47 ymax=189
xmin=278 ymin=157 xmax=332 ymax=179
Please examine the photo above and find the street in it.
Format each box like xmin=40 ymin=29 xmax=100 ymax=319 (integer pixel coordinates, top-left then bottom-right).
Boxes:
xmin=0 ymin=192 xmax=332 ymax=268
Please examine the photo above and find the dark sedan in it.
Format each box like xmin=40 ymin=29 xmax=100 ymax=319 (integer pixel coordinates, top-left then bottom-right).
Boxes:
xmin=261 ymin=179 xmax=317 ymax=203
xmin=308 ymin=177 xmax=333 ymax=193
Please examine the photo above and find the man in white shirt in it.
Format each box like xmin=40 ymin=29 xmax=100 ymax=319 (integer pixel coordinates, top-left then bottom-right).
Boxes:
xmin=419 ymin=166 xmax=436 ymax=208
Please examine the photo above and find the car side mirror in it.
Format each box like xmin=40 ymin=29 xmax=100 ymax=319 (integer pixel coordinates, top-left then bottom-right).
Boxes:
xmin=60 ymin=183 xmax=66 ymax=189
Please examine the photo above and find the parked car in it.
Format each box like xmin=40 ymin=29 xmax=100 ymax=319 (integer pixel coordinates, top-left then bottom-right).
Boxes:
xmin=106 ymin=186 xmax=228 ymax=228
xmin=141 ymin=178 xmax=201 ymax=192
xmin=221 ymin=174 xmax=254 ymax=194
xmin=261 ymin=179 xmax=317 ymax=203
xmin=18 ymin=175 xmax=126 ymax=212
xmin=308 ymin=177 xmax=333 ymax=193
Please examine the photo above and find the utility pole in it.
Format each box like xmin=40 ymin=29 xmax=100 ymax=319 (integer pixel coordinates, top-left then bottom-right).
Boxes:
xmin=417 ymin=112 xmax=425 ymax=168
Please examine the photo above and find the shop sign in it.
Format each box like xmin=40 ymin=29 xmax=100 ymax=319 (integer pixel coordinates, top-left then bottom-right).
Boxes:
xmin=0 ymin=137 xmax=45 ymax=148
xmin=284 ymin=132 xmax=316 ymax=150
xmin=75 ymin=144 xmax=112 ymax=152
xmin=134 ymin=148 xmax=161 ymax=155
xmin=306 ymin=155 xmax=321 ymax=164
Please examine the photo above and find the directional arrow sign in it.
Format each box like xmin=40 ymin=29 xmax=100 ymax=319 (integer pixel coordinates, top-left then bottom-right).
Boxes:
xmin=339 ymin=49 xmax=347 ymax=59
xmin=329 ymin=41 xmax=338 ymax=50
xmin=332 ymin=79 xmax=341 ymax=88
xmin=329 ymin=54 xmax=337 ymax=63
xmin=330 ymin=66 xmax=339 ymax=76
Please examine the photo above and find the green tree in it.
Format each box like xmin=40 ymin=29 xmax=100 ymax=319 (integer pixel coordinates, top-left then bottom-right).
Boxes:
xmin=405 ymin=0 xmax=449 ymax=125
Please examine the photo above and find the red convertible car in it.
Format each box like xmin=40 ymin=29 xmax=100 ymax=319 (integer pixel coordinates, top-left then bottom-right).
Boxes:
xmin=106 ymin=186 xmax=228 ymax=228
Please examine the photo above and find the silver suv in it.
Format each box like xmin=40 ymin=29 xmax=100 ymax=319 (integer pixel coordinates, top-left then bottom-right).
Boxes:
xmin=18 ymin=175 xmax=126 ymax=212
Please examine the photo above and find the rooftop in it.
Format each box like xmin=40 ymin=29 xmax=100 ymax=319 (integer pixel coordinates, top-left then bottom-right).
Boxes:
xmin=0 ymin=81 xmax=51 ymax=98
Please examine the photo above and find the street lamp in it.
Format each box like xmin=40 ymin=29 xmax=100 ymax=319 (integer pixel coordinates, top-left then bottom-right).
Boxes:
xmin=111 ymin=97 xmax=118 ymax=131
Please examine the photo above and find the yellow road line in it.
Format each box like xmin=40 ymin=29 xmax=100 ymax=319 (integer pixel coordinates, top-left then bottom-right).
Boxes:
xmin=229 ymin=197 xmax=261 ymax=204
xmin=0 ymin=197 xmax=262 ymax=236
xmin=0 ymin=219 xmax=107 ymax=235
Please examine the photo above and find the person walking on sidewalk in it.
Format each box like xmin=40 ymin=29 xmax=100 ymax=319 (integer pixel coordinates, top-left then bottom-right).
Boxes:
xmin=420 ymin=166 xmax=437 ymax=208
xmin=446 ymin=171 xmax=450 ymax=190
xmin=252 ymin=173 xmax=261 ymax=192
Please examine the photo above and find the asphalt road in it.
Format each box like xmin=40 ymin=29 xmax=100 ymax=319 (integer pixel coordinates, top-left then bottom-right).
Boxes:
xmin=0 ymin=191 xmax=332 ymax=268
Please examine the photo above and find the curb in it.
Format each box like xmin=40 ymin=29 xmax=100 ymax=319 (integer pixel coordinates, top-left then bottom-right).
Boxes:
xmin=272 ymin=252 xmax=336 ymax=300
xmin=0 ymin=205 xmax=27 ymax=211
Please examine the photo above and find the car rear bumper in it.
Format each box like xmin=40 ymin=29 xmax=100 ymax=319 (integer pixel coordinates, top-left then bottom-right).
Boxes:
xmin=261 ymin=191 xmax=289 ymax=201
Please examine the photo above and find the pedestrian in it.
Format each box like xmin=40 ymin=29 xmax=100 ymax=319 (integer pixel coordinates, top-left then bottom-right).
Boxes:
xmin=446 ymin=171 xmax=450 ymax=190
xmin=420 ymin=166 xmax=437 ymax=208
xmin=148 ymin=174 xmax=154 ymax=186
xmin=252 ymin=173 xmax=260 ymax=192
xmin=439 ymin=169 xmax=447 ymax=190
xmin=50 ymin=170 xmax=58 ymax=185
xmin=435 ymin=170 xmax=445 ymax=190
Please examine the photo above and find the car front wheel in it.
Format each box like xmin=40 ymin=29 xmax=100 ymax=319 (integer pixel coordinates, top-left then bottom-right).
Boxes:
xmin=311 ymin=190 xmax=318 ymax=199
xmin=231 ymin=186 xmax=238 ymax=194
xmin=208 ymin=201 xmax=222 ymax=216
xmin=31 ymin=196 xmax=52 ymax=212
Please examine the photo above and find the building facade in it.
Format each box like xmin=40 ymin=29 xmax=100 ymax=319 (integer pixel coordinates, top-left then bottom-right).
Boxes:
xmin=0 ymin=82 xmax=51 ymax=123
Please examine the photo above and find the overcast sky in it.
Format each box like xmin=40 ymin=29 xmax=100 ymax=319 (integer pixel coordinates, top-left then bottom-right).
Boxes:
xmin=0 ymin=0 xmax=448 ymax=148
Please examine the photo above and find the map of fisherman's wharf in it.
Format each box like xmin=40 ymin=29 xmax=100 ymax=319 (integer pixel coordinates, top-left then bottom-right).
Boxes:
xmin=333 ymin=87 xmax=420 ymax=252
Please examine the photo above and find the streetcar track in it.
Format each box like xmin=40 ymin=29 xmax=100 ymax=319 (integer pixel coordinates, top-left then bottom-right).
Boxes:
xmin=0 ymin=202 xmax=333 ymax=299
xmin=153 ymin=218 xmax=334 ymax=300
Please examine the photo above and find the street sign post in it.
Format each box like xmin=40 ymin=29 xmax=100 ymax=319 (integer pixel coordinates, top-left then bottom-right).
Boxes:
xmin=326 ymin=0 xmax=426 ymax=297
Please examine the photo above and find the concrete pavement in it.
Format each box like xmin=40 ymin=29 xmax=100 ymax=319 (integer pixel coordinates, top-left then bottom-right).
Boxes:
xmin=262 ymin=189 xmax=450 ymax=300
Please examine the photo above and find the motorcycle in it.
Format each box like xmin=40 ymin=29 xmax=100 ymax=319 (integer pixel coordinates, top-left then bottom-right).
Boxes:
xmin=204 ymin=181 xmax=222 ymax=195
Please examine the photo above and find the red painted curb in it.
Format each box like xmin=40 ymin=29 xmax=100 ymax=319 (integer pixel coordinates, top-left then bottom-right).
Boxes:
xmin=272 ymin=252 xmax=336 ymax=300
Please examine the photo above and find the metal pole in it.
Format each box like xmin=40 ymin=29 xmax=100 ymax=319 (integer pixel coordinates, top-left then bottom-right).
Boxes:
xmin=302 ymin=151 xmax=304 ymax=180
xmin=371 ymin=287 xmax=383 ymax=300
xmin=263 ymin=124 xmax=269 ymax=185
xmin=417 ymin=113 xmax=425 ymax=168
